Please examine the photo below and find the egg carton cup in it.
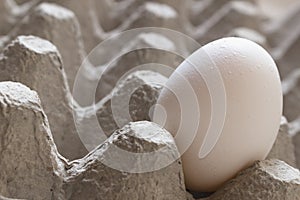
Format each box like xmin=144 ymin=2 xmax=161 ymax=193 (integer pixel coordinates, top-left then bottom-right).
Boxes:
xmin=0 ymin=0 xmax=299 ymax=199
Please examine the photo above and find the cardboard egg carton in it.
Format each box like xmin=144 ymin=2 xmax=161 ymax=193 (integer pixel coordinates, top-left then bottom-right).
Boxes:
xmin=0 ymin=79 xmax=298 ymax=200
xmin=0 ymin=82 xmax=186 ymax=200
xmin=0 ymin=0 xmax=299 ymax=199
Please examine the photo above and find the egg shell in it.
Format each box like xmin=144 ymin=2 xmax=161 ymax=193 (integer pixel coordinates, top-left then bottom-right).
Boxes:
xmin=153 ymin=37 xmax=282 ymax=192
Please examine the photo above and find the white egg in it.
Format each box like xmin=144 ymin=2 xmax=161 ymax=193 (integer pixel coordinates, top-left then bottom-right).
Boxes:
xmin=153 ymin=37 xmax=282 ymax=192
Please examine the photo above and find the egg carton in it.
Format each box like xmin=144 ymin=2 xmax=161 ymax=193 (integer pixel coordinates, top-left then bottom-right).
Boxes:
xmin=0 ymin=0 xmax=299 ymax=200
xmin=0 ymin=81 xmax=186 ymax=200
xmin=0 ymin=77 xmax=298 ymax=200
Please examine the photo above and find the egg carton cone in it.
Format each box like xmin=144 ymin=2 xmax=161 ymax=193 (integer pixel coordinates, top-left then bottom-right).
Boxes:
xmin=0 ymin=82 xmax=66 ymax=199
xmin=205 ymin=159 xmax=300 ymax=200
xmin=38 ymin=0 xmax=105 ymax=52
xmin=98 ymin=70 xmax=167 ymax=135
xmin=93 ymin=32 xmax=185 ymax=102
xmin=190 ymin=1 xmax=262 ymax=44
xmin=1 ymin=2 xmax=86 ymax=91
xmin=0 ymin=35 xmax=87 ymax=160
xmin=77 ymin=70 xmax=168 ymax=149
